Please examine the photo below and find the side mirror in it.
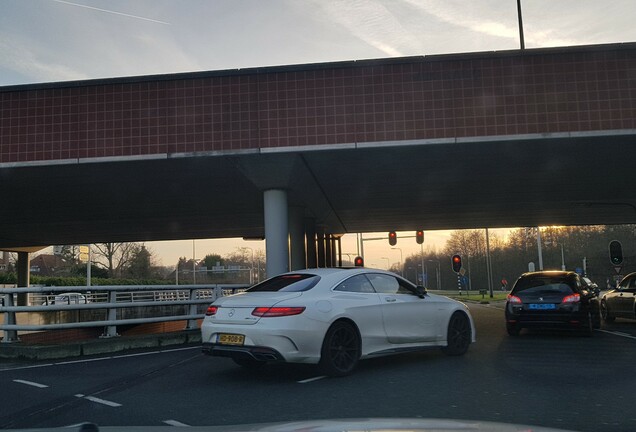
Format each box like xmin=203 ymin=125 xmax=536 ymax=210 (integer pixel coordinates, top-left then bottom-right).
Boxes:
xmin=416 ymin=285 xmax=427 ymax=298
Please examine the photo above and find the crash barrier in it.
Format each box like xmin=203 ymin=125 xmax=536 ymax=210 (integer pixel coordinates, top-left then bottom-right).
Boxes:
xmin=0 ymin=284 xmax=249 ymax=343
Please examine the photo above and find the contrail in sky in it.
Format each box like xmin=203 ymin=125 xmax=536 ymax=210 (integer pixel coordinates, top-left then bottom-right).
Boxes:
xmin=51 ymin=0 xmax=170 ymax=25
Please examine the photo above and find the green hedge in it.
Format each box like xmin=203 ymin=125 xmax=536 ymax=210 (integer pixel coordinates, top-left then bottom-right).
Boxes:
xmin=0 ymin=273 xmax=167 ymax=286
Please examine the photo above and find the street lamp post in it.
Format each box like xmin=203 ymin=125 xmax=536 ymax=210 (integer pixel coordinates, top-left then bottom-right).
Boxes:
xmin=241 ymin=247 xmax=255 ymax=284
xmin=381 ymin=257 xmax=390 ymax=270
xmin=192 ymin=239 xmax=196 ymax=284
xmin=391 ymin=247 xmax=403 ymax=276
xmin=428 ymin=260 xmax=441 ymax=290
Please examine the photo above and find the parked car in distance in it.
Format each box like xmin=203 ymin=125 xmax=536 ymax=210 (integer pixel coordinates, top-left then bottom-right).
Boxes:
xmin=42 ymin=292 xmax=89 ymax=305
xmin=600 ymin=271 xmax=636 ymax=322
xmin=505 ymin=271 xmax=601 ymax=336
xmin=201 ymin=267 xmax=475 ymax=376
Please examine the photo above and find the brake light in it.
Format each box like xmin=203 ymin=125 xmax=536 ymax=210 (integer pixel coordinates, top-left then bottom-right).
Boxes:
xmin=251 ymin=307 xmax=306 ymax=317
xmin=205 ymin=306 xmax=218 ymax=316
xmin=562 ymin=293 xmax=580 ymax=303
xmin=507 ymin=294 xmax=522 ymax=304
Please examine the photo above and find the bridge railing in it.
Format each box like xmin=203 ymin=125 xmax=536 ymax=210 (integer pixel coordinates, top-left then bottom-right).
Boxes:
xmin=0 ymin=284 xmax=249 ymax=343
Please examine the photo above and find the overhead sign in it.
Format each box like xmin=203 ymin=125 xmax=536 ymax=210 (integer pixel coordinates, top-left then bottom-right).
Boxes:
xmin=79 ymin=253 xmax=89 ymax=262
xmin=79 ymin=245 xmax=89 ymax=254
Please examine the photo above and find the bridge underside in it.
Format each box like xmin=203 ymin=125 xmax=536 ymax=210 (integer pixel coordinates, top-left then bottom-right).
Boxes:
xmin=2 ymin=131 xmax=635 ymax=250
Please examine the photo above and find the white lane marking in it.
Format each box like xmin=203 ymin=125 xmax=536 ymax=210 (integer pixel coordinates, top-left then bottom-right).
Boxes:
xmin=0 ymin=363 xmax=55 ymax=372
xmin=56 ymin=357 xmax=118 ymax=365
xmin=0 ymin=346 xmax=201 ymax=372
xmin=13 ymin=379 xmax=49 ymax=388
xmin=297 ymin=375 xmax=327 ymax=384
xmin=164 ymin=419 xmax=190 ymax=427
xmin=75 ymin=394 xmax=122 ymax=407
xmin=596 ymin=329 xmax=636 ymax=340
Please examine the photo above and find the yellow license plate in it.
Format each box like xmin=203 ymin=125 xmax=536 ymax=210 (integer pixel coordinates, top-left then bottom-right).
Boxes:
xmin=218 ymin=333 xmax=245 ymax=346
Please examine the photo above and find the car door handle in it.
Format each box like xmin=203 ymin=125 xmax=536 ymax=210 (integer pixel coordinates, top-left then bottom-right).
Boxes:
xmin=385 ymin=297 xmax=397 ymax=303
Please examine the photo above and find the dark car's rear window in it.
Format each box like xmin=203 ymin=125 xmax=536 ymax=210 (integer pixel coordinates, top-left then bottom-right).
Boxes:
xmin=247 ymin=274 xmax=320 ymax=292
xmin=512 ymin=276 xmax=575 ymax=295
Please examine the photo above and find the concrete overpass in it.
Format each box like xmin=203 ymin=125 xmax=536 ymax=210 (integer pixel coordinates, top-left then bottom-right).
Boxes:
xmin=1 ymin=42 xmax=636 ymax=278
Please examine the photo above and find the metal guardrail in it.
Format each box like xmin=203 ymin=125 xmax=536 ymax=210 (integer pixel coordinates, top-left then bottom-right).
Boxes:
xmin=0 ymin=284 xmax=249 ymax=343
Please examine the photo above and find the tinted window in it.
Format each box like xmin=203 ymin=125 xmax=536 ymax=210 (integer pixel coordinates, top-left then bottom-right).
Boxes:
xmin=248 ymin=274 xmax=320 ymax=292
xmin=367 ymin=273 xmax=416 ymax=295
xmin=512 ymin=276 xmax=575 ymax=295
xmin=334 ymin=275 xmax=375 ymax=293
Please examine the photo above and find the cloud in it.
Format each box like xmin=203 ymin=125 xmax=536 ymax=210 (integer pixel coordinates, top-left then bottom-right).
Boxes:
xmin=315 ymin=0 xmax=412 ymax=57
xmin=402 ymin=0 xmax=578 ymax=47
xmin=0 ymin=37 xmax=88 ymax=83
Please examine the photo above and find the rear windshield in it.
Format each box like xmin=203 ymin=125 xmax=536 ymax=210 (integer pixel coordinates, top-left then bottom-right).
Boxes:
xmin=512 ymin=276 xmax=575 ymax=295
xmin=247 ymin=274 xmax=320 ymax=292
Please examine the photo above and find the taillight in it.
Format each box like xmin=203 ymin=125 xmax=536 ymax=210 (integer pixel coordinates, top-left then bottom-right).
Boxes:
xmin=562 ymin=293 xmax=580 ymax=303
xmin=507 ymin=294 xmax=522 ymax=304
xmin=251 ymin=307 xmax=306 ymax=317
xmin=205 ymin=305 xmax=218 ymax=316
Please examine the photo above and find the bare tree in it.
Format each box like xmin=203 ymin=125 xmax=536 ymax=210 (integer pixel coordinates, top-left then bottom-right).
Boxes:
xmin=92 ymin=242 xmax=140 ymax=278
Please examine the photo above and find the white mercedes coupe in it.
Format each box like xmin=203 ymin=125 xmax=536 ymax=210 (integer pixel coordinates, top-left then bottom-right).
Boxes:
xmin=201 ymin=267 xmax=475 ymax=376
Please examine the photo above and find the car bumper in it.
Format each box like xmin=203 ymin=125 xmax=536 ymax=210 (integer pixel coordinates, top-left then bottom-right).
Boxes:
xmin=200 ymin=317 xmax=326 ymax=364
xmin=505 ymin=307 xmax=590 ymax=329
xmin=202 ymin=343 xmax=285 ymax=362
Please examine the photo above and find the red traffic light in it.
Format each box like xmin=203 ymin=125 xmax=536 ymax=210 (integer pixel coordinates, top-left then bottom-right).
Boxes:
xmin=451 ymin=254 xmax=462 ymax=273
xmin=354 ymin=256 xmax=364 ymax=267
xmin=416 ymin=230 xmax=424 ymax=244
xmin=388 ymin=231 xmax=397 ymax=246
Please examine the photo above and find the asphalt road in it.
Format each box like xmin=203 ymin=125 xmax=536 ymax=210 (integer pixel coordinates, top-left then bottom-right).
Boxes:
xmin=1 ymin=303 xmax=635 ymax=431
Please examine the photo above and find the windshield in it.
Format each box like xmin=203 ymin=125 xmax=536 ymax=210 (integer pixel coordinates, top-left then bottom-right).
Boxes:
xmin=247 ymin=274 xmax=320 ymax=292
xmin=512 ymin=277 xmax=575 ymax=295
xmin=2 ymin=2 xmax=636 ymax=432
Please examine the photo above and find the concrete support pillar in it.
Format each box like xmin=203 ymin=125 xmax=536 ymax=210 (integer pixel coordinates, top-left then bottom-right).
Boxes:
xmin=305 ymin=219 xmax=317 ymax=269
xmin=264 ymin=189 xmax=289 ymax=277
xmin=16 ymin=252 xmax=30 ymax=306
xmin=289 ymin=207 xmax=306 ymax=271
xmin=316 ymin=228 xmax=326 ymax=268
xmin=325 ymin=234 xmax=333 ymax=267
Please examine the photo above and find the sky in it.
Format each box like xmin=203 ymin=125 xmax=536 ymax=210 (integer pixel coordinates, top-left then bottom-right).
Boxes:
xmin=2 ymin=0 xmax=635 ymax=267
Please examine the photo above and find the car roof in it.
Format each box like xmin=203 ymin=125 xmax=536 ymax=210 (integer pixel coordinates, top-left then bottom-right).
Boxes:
xmin=518 ymin=270 xmax=578 ymax=279
xmin=278 ymin=267 xmax=405 ymax=286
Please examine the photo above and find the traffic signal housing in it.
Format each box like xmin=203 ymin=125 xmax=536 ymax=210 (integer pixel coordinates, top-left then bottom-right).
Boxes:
xmin=388 ymin=231 xmax=397 ymax=246
xmin=416 ymin=230 xmax=424 ymax=244
xmin=354 ymin=256 xmax=364 ymax=267
xmin=609 ymin=240 xmax=623 ymax=265
xmin=451 ymin=254 xmax=462 ymax=273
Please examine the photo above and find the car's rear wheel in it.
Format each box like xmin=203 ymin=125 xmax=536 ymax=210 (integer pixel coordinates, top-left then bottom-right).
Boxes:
xmin=232 ymin=356 xmax=266 ymax=369
xmin=581 ymin=312 xmax=593 ymax=337
xmin=592 ymin=306 xmax=602 ymax=329
xmin=600 ymin=300 xmax=615 ymax=323
xmin=442 ymin=312 xmax=471 ymax=356
xmin=506 ymin=323 xmax=521 ymax=336
xmin=319 ymin=321 xmax=360 ymax=377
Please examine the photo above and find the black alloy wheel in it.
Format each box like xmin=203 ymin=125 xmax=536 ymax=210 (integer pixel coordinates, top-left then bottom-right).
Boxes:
xmin=506 ymin=322 xmax=521 ymax=336
xmin=442 ymin=312 xmax=471 ymax=355
xmin=592 ymin=307 xmax=602 ymax=329
xmin=581 ymin=312 xmax=593 ymax=337
xmin=319 ymin=321 xmax=361 ymax=377
xmin=600 ymin=301 xmax=615 ymax=323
